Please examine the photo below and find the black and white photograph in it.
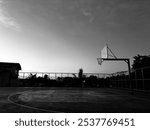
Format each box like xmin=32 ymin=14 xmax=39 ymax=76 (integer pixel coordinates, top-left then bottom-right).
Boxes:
xmin=0 ymin=0 xmax=150 ymax=113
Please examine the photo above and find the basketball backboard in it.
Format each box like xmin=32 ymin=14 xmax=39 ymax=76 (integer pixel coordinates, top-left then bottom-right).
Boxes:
xmin=100 ymin=44 xmax=117 ymax=59
xmin=101 ymin=45 xmax=108 ymax=58
xmin=97 ymin=44 xmax=117 ymax=65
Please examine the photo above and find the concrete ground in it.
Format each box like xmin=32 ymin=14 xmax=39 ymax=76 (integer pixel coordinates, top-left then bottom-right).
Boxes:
xmin=0 ymin=87 xmax=150 ymax=113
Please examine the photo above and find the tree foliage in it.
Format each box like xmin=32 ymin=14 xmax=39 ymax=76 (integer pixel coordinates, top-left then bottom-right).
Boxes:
xmin=78 ymin=68 xmax=83 ymax=79
xmin=132 ymin=54 xmax=150 ymax=69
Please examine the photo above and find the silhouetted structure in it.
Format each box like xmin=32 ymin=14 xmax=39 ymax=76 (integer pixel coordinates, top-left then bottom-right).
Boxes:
xmin=0 ymin=62 xmax=21 ymax=87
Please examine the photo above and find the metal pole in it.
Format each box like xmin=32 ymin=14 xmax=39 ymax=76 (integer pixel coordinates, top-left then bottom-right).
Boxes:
xmin=23 ymin=72 xmax=25 ymax=79
xmin=141 ymin=68 xmax=145 ymax=91
xmin=127 ymin=59 xmax=134 ymax=95
xmin=55 ymin=73 xmax=57 ymax=79
xmin=49 ymin=73 xmax=51 ymax=79
xmin=135 ymin=70 xmax=138 ymax=90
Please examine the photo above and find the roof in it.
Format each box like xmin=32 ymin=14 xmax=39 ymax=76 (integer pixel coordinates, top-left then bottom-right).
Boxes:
xmin=0 ymin=62 xmax=21 ymax=70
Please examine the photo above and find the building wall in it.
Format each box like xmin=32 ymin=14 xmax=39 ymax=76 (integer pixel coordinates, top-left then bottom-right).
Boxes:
xmin=0 ymin=68 xmax=19 ymax=87
xmin=0 ymin=71 xmax=10 ymax=87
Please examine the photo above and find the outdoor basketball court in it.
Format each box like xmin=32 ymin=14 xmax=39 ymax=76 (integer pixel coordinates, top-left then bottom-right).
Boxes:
xmin=0 ymin=45 xmax=149 ymax=113
xmin=0 ymin=87 xmax=150 ymax=113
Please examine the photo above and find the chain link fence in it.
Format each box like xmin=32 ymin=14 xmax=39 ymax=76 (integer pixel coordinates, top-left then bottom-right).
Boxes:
xmin=107 ymin=66 xmax=150 ymax=92
xmin=18 ymin=66 xmax=150 ymax=90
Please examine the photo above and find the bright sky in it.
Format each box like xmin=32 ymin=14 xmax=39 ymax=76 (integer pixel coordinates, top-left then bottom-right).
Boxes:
xmin=0 ymin=0 xmax=150 ymax=73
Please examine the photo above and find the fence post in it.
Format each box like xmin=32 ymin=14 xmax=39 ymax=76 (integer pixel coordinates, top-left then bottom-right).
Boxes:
xmin=55 ymin=73 xmax=57 ymax=79
xmin=23 ymin=72 xmax=25 ymax=79
xmin=126 ymin=59 xmax=134 ymax=95
xmin=135 ymin=70 xmax=138 ymax=90
xmin=141 ymin=68 xmax=145 ymax=91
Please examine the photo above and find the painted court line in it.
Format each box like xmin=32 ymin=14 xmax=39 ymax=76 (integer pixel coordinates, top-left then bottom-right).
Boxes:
xmin=7 ymin=92 xmax=63 ymax=113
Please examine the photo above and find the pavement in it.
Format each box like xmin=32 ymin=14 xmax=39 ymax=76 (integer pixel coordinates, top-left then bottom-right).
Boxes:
xmin=0 ymin=87 xmax=150 ymax=113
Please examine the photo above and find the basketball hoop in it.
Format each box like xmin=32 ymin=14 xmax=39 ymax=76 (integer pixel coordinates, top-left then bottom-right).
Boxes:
xmin=97 ymin=44 xmax=118 ymax=66
xmin=97 ymin=58 xmax=103 ymax=65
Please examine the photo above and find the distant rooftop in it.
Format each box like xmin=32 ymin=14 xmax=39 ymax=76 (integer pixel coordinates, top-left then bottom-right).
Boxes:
xmin=0 ymin=62 xmax=21 ymax=70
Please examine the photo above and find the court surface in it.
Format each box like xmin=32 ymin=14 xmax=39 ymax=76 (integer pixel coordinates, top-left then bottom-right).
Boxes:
xmin=0 ymin=87 xmax=150 ymax=113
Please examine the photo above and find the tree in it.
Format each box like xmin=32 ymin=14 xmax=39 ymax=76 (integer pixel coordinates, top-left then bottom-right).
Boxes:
xmin=27 ymin=73 xmax=37 ymax=79
xmin=44 ymin=74 xmax=49 ymax=80
xmin=78 ymin=68 xmax=83 ymax=79
xmin=132 ymin=54 xmax=150 ymax=69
